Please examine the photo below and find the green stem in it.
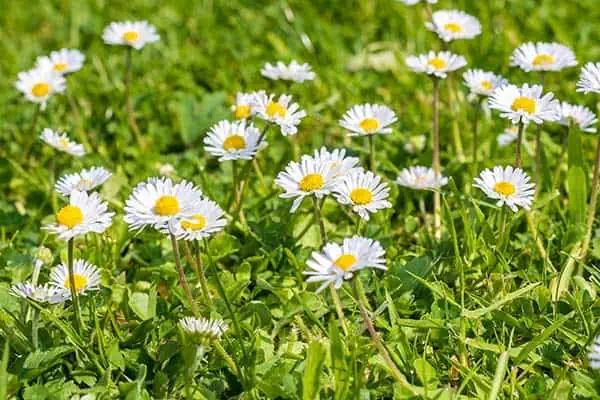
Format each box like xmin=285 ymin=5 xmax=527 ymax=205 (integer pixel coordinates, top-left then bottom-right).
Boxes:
xmin=472 ymin=97 xmax=482 ymax=176
xmin=432 ymin=78 xmax=441 ymax=240
xmin=498 ymin=206 xmax=508 ymax=251
xmin=515 ymin=123 xmax=525 ymax=169
xmin=32 ymin=309 xmax=40 ymax=349
xmin=67 ymin=239 xmax=83 ymax=334
xmin=368 ymin=135 xmax=376 ymax=172
xmin=582 ymin=136 xmax=600 ymax=259
xmin=170 ymin=234 xmax=200 ymax=317
xmin=447 ymin=75 xmax=465 ymax=163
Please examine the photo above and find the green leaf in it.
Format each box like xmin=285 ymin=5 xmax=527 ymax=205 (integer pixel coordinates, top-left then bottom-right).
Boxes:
xmin=328 ymin=317 xmax=350 ymax=400
xmin=302 ymin=340 xmax=327 ymax=400
xmin=414 ymin=358 xmax=438 ymax=388
xmin=107 ymin=340 xmax=126 ymax=371
xmin=567 ymin=123 xmax=587 ymax=231
xmin=128 ymin=291 xmax=156 ymax=321
xmin=208 ymin=232 xmax=241 ymax=260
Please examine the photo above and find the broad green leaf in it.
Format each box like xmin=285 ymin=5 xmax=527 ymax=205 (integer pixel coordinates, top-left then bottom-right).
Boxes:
xmin=303 ymin=340 xmax=327 ymax=400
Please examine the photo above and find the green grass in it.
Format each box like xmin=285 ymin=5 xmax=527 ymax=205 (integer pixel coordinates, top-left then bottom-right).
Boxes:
xmin=2 ymin=0 xmax=600 ymax=398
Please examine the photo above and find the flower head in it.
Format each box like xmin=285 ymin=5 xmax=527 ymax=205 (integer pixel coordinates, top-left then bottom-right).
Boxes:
xmin=333 ymin=170 xmax=391 ymax=221
xmin=253 ymin=92 xmax=306 ymax=136
xmin=180 ymin=317 xmax=228 ymax=344
xmin=497 ymin=126 xmax=519 ymax=147
xmin=511 ymin=42 xmax=577 ymax=72
xmin=40 ymin=128 xmax=85 ymax=157
xmin=489 ymin=84 xmax=560 ymax=125
xmin=11 ymin=282 xmax=68 ymax=304
xmin=261 ymin=60 xmax=315 ymax=82
xmin=16 ymin=67 xmax=66 ymax=110
xmin=310 ymin=147 xmax=361 ymax=178
xmin=124 ymin=178 xmax=202 ymax=232
xmin=425 ymin=10 xmax=481 ymax=43
xmin=395 ymin=166 xmax=448 ymax=190
xmin=102 ymin=21 xmax=160 ymax=50
xmin=44 ymin=191 xmax=114 ymax=240
xmin=406 ymin=51 xmax=467 ymax=79
xmin=164 ymin=199 xmax=227 ymax=241
xmin=204 ymin=120 xmax=266 ymax=161
xmin=55 ymin=167 xmax=112 ymax=196
xmin=588 ymin=335 xmax=600 ymax=369
xmin=463 ymin=69 xmax=508 ymax=97
xmin=339 ymin=104 xmax=397 ymax=136
xmin=49 ymin=259 xmax=101 ymax=295
xmin=557 ymin=102 xmax=597 ymax=133
xmin=577 ymin=62 xmax=600 ymax=94
xmin=304 ymin=236 xmax=386 ymax=293
xmin=231 ymin=91 xmax=261 ymax=120
xmin=473 ymin=166 xmax=535 ymax=212
xmin=36 ymin=49 xmax=85 ymax=75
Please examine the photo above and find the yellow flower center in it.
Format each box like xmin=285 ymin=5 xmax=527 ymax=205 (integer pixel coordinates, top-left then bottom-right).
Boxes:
xmin=493 ymin=181 xmax=516 ymax=197
xmin=181 ymin=214 xmax=206 ymax=230
xmin=123 ymin=31 xmax=139 ymax=42
xmin=532 ymin=54 xmax=554 ymax=66
xmin=223 ymin=135 xmax=246 ymax=151
xmin=154 ymin=196 xmax=180 ymax=216
xmin=428 ymin=57 xmax=447 ymax=70
xmin=64 ymin=274 xmax=88 ymax=291
xmin=234 ymin=105 xmax=251 ymax=119
xmin=56 ymin=205 xmax=84 ymax=228
xmin=349 ymin=188 xmax=373 ymax=205
xmin=299 ymin=173 xmax=324 ymax=192
xmin=444 ymin=22 xmax=462 ymax=33
xmin=266 ymin=102 xmax=287 ymax=118
xmin=359 ymin=118 xmax=380 ymax=133
xmin=58 ymin=138 xmax=70 ymax=149
xmin=53 ymin=63 xmax=68 ymax=72
xmin=334 ymin=254 xmax=357 ymax=271
xmin=511 ymin=97 xmax=536 ymax=114
xmin=31 ymin=82 xmax=50 ymax=98
xmin=480 ymin=80 xmax=493 ymax=91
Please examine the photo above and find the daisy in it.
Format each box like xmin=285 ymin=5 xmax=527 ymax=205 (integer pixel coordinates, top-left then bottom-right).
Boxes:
xmin=395 ymin=166 xmax=448 ymax=190
xmin=44 ymin=191 xmax=114 ymax=240
xmin=35 ymin=49 xmax=85 ymax=75
xmin=231 ymin=91 xmax=260 ymax=120
xmin=180 ymin=317 xmax=228 ymax=344
xmin=511 ymin=42 xmax=577 ymax=72
xmin=473 ymin=166 xmax=535 ymax=212
xmin=10 ymin=282 xmax=68 ymax=304
xmin=261 ymin=60 xmax=316 ymax=82
xmin=406 ymin=51 xmax=468 ymax=79
xmin=497 ymin=126 xmax=519 ymax=147
xmin=488 ymin=84 xmax=560 ymax=125
xmin=15 ymin=67 xmax=66 ymax=110
xmin=102 ymin=21 xmax=160 ymax=50
xmin=310 ymin=147 xmax=361 ymax=178
xmin=204 ymin=120 xmax=266 ymax=161
xmin=577 ymin=62 xmax=600 ymax=94
xmin=304 ymin=236 xmax=386 ymax=293
xmin=333 ymin=170 xmax=392 ymax=221
xmin=557 ymin=102 xmax=598 ymax=133
xmin=49 ymin=259 xmax=101 ymax=295
xmin=589 ymin=335 xmax=600 ymax=369
xmin=275 ymin=155 xmax=337 ymax=213
xmin=40 ymin=128 xmax=85 ymax=157
xmin=55 ymin=167 xmax=112 ymax=196
xmin=425 ymin=10 xmax=481 ymax=43
xmin=163 ymin=199 xmax=227 ymax=241
xmin=339 ymin=104 xmax=397 ymax=136
xmin=463 ymin=69 xmax=508 ymax=97
xmin=124 ymin=177 xmax=202 ymax=231
xmin=253 ymin=92 xmax=306 ymax=136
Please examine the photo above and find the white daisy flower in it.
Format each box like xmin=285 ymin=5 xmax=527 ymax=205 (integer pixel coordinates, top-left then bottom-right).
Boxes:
xmin=398 ymin=0 xmax=438 ymax=4
xmin=425 ymin=10 xmax=481 ymax=43
xmin=231 ymin=91 xmax=261 ymax=120
xmin=339 ymin=104 xmax=397 ymax=136
xmin=180 ymin=317 xmax=228 ymax=343
xmin=15 ymin=67 xmax=66 ymax=110
xmin=304 ymin=236 xmax=386 ymax=293
xmin=588 ymin=335 xmax=600 ymax=369
xmin=406 ymin=51 xmax=468 ymax=79
xmin=463 ymin=69 xmax=508 ymax=97
xmin=44 ymin=191 xmax=114 ymax=240
xmin=333 ymin=170 xmax=392 ymax=221
xmin=275 ymin=155 xmax=338 ymax=213
xmin=49 ymin=259 xmax=101 ymax=295
xmin=261 ymin=60 xmax=316 ymax=82
xmin=55 ymin=167 xmax=112 ymax=196
xmin=310 ymin=147 xmax=361 ymax=178
xmin=511 ymin=42 xmax=577 ymax=72
xmin=40 ymin=128 xmax=85 ymax=157
xmin=102 ymin=21 xmax=160 ymax=50
xmin=557 ymin=102 xmax=598 ymax=133
xmin=124 ymin=178 xmax=202 ymax=232
xmin=488 ymin=84 xmax=560 ymax=125
xmin=10 ymin=282 xmax=68 ymax=304
xmin=204 ymin=120 xmax=266 ymax=161
xmin=497 ymin=126 xmax=519 ymax=147
xmin=163 ymin=199 xmax=227 ymax=241
xmin=35 ymin=49 xmax=85 ymax=75
xmin=473 ymin=166 xmax=535 ymax=212
xmin=395 ymin=166 xmax=448 ymax=190
xmin=253 ymin=92 xmax=306 ymax=136
xmin=577 ymin=62 xmax=600 ymax=94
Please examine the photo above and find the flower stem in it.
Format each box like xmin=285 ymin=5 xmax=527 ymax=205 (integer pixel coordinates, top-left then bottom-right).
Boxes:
xmin=368 ymin=134 xmax=376 ymax=172
xmin=582 ymin=136 xmax=600 ymax=258
xmin=32 ymin=309 xmax=40 ymax=349
xmin=447 ymin=76 xmax=465 ymax=163
xmin=432 ymin=78 xmax=442 ymax=240
xmin=67 ymin=239 xmax=83 ymax=334
xmin=182 ymin=241 xmax=212 ymax=308
xmin=170 ymin=234 xmax=200 ymax=317
xmin=123 ymin=47 xmax=145 ymax=149
xmin=312 ymin=196 xmax=328 ymax=244
xmin=471 ymin=97 xmax=483 ymax=176
xmin=515 ymin=123 xmax=525 ymax=169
